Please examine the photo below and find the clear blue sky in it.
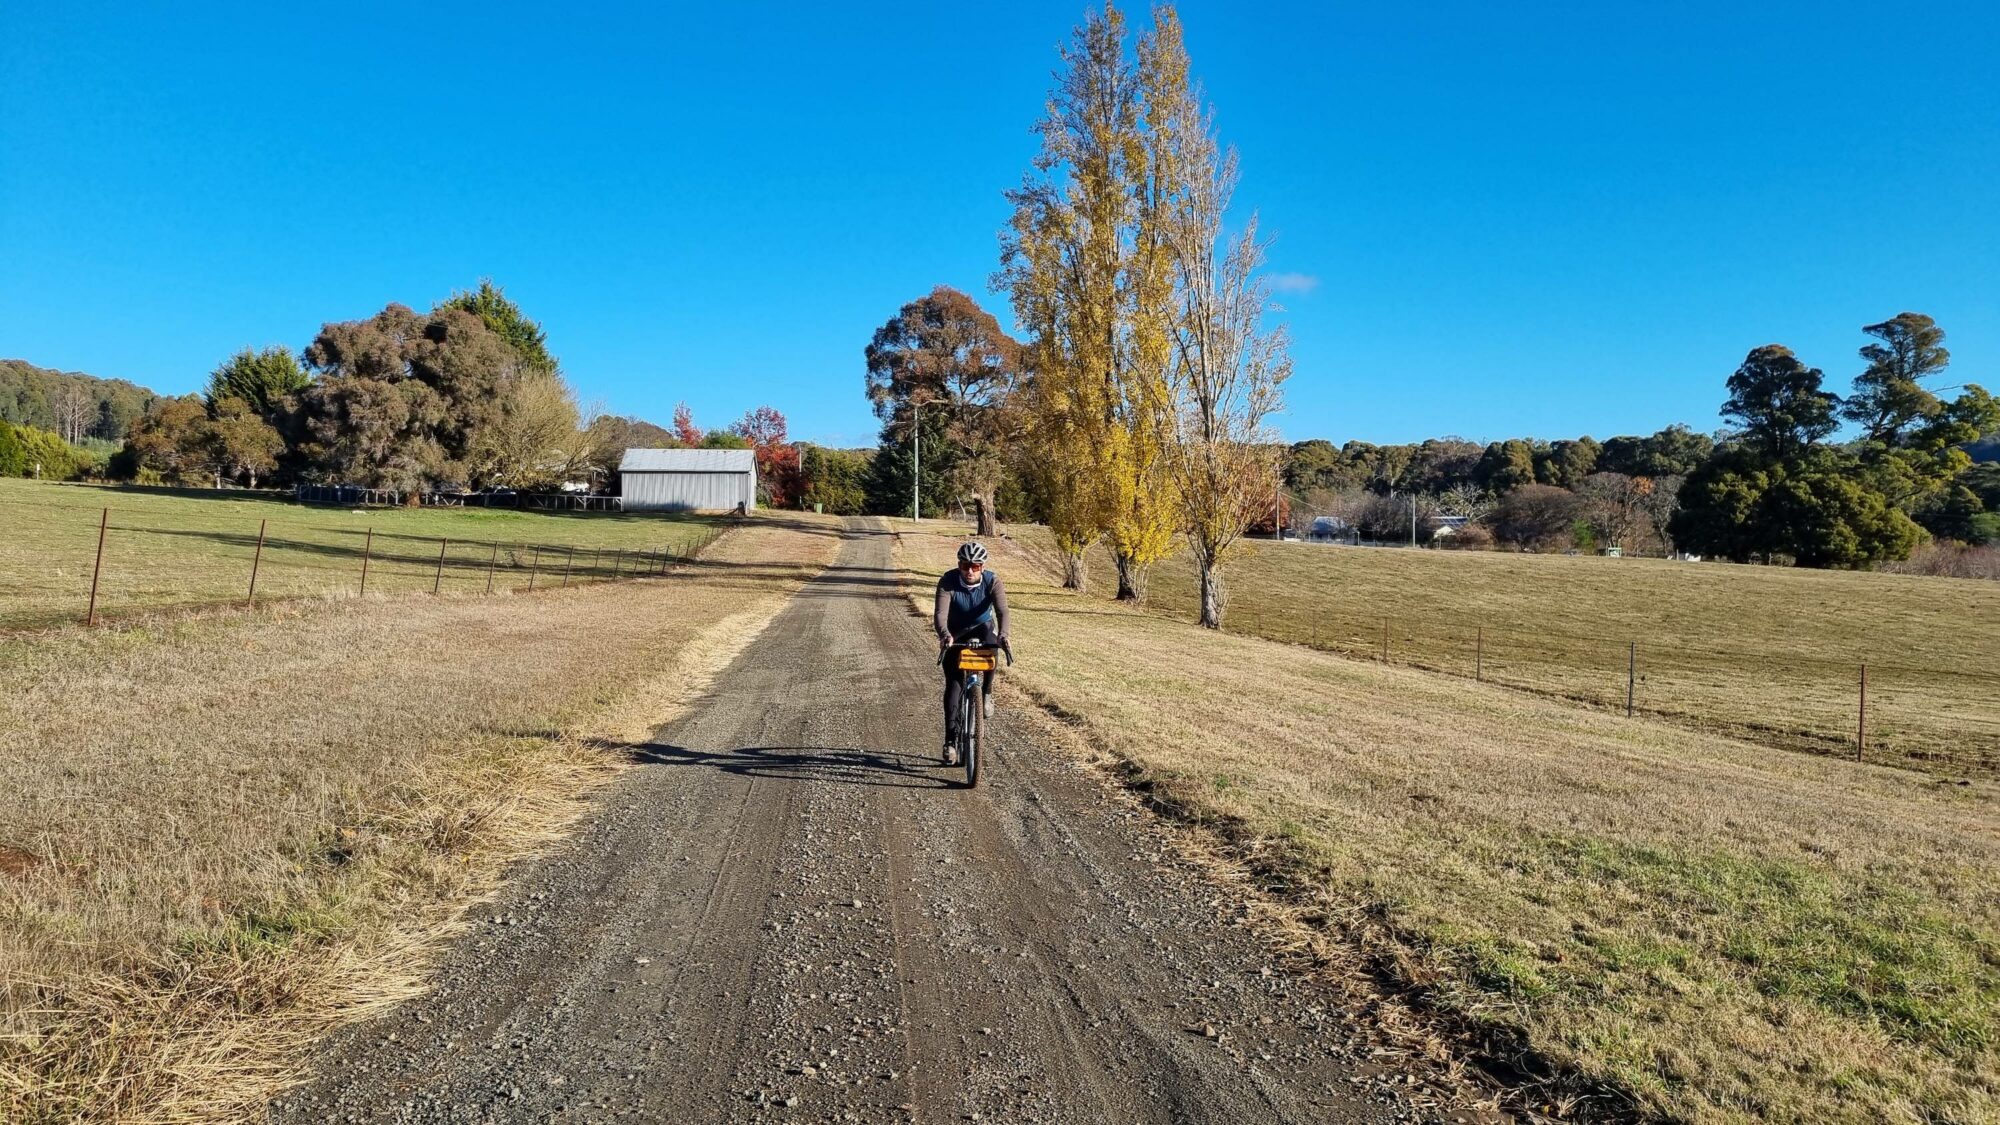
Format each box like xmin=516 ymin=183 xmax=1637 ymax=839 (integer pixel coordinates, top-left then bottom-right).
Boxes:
xmin=3 ymin=2 xmax=1995 ymax=448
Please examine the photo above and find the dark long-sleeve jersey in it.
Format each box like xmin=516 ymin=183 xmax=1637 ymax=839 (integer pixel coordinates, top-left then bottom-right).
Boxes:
xmin=934 ymin=569 xmax=1009 ymax=641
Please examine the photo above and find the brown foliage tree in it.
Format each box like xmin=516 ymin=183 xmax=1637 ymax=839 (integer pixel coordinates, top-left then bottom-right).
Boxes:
xmin=294 ymin=304 xmax=520 ymax=491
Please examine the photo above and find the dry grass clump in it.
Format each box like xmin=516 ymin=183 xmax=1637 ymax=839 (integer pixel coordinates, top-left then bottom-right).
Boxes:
xmin=994 ymin=522 xmax=2000 ymax=774
xmin=0 ymin=477 xmax=722 ymax=630
xmin=0 ymin=514 xmax=841 ymax=1123
xmin=895 ymin=522 xmax=2000 ymax=1123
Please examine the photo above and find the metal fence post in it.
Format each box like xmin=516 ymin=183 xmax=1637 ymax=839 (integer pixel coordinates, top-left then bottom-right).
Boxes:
xmin=612 ymin=548 xmax=624 ymax=578
xmin=1475 ymin=626 xmax=1483 ymax=682
xmin=1381 ymin=617 xmax=1389 ymax=663
xmin=562 ymin=547 xmax=575 ymax=589
xmin=359 ymin=527 xmax=374 ymax=595
xmin=1858 ymin=664 xmax=1867 ymax=761
xmin=433 ymin=538 xmax=449 ymax=594
xmin=528 ymin=546 xmax=541 ymax=591
xmin=485 ymin=542 xmax=499 ymax=594
xmin=246 ymin=518 xmax=269 ymax=606
xmin=656 ymin=546 xmax=669 ymax=577
xmin=86 ymin=506 xmax=109 ymax=626
xmin=1626 ymin=641 xmax=1636 ymax=717
xmin=592 ymin=547 xmax=602 ymax=577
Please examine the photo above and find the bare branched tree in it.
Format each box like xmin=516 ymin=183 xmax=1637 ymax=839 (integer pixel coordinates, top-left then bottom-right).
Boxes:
xmin=1155 ymin=67 xmax=1291 ymax=628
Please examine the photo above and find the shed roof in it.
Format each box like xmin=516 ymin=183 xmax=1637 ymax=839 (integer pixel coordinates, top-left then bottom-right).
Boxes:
xmin=619 ymin=448 xmax=757 ymax=473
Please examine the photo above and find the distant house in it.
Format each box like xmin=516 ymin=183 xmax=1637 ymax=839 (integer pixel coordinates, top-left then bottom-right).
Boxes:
xmin=1430 ymin=515 xmax=1471 ymax=540
xmin=617 ymin=448 xmax=757 ymax=512
xmin=1309 ymin=515 xmax=1352 ymax=541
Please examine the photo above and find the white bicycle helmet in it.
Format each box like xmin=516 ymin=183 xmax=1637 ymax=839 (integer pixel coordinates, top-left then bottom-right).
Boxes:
xmin=957 ymin=541 xmax=988 ymax=565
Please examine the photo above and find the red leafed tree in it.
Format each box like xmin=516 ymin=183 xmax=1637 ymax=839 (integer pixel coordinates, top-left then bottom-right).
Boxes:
xmin=731 ymin=405 xmax=802 ymax=507
xmin=671 ymin=402 xmax=702 ymax=447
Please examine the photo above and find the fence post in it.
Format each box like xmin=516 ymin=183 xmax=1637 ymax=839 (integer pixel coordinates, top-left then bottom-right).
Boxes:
xmin=656 ymin=546 xmax=669 ymax=577
xmin=1626 ymin=641 xmax=1636 ymax=717
xmin=1857 ymin=664 xmax=1867 ymax=761
xmin=1475 ymin=626 xmax=1483 ymax=682
xmin=562 ymin=547 xmax=575 ymax=589
xmin=359 ymin=527 xmax=374 ymax=595
xmin=528 ymin=546 xmax=541 ymax=591
xmin=85 ymin=506 xmax=109 ymax=626
xmin=433 ymin=538 xmax=449 ymax=594
xmin=246 ymin=518 xmax=269 ymax=607
xmin=612 ymin=548 xmax=624 ymax=578
xmin=592 ymin=548 xmax=602 ymax=577
xmin=485 ymin=542 xmax=499 ymax=595
xmin=1381 ymin=617 xmax=1389 ymax=663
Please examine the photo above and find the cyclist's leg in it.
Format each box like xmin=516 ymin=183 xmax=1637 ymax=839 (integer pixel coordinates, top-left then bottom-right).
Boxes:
xmin=942 ymin=660 xmax=964 ymax=749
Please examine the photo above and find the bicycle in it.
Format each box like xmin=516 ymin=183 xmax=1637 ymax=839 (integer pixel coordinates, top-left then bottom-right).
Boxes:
xmin=938 ymin=639 xmax=1012 ymax=788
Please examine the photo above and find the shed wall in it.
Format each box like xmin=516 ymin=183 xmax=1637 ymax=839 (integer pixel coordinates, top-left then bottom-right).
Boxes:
xmin=620 ymin=470 xmax=755 ymax=512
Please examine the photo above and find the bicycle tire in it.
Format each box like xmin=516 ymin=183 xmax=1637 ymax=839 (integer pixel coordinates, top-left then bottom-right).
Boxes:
xmin=964 ymin=680 xmax=983 ymax=788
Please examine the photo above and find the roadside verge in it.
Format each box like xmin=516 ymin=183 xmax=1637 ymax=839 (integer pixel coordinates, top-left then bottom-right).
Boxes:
xmin=0 ymin=514 xmax=842 ymax=1124
xmin=891 ymin=520 xmax=2000 ymax=1124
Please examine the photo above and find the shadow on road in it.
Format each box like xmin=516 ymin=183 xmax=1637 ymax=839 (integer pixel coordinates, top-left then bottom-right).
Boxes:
xmin=626 ymin=743 xmax=959 ymax=789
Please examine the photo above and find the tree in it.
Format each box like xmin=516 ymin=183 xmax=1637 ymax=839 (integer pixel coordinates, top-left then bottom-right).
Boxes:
xmin=1639 ymin=474 xmax=1684 ymax=555
xmin=1577 ymin=471 xmax=1644 ymax=550
xmin=1284 ymin=439 xmax=1342 ymax=492
xmin=1487 ymin=484 xmax=1586 ymax=551
xmin=124 ymin=396 xmax=210 ymax=483
xmin=1723 ymin=345 xmax=1841 ymax=462
xmin=1475 ymin=439 xmax=1537 ymax=494
xmin=438 ymin=280 xmax=558 ymax=378
xmin=295 ymin=304 xmax=521 ymax=491
xmin=862 ymin=406 xmax=959 ymax=519
xmin=671 ymin=403 xmax=703 ymax=447
xmin=469 ymin=373 xmax=582 ymax=489
xmin=52 ymin=383 xmax=93 ymax=443
xmin=731 ymin=406 xmax=802 ymax=507
xmin=205 ymin=347 xmax=308 ymax=418
xmin=1154 ymin=19 xmax=1291 ymax=628
xmin=1403 ymin=438 xmax=1483 ymax=495
xmin=0 ymin=422 xmax=23 ymax=476
xmin=1845 ymin=313 xmax=1950 ymax=445
xmin=864 ymin=286 xmax=1022 ymax=535
xmin=1672 ymin=448 xmax=1922 ymax=567
xmin=800 ymin=445 xmax=871 ymax=514
xmin=198 ymin=397 xmax=285 ymax=487
xmin=1535 ymin=437 xmax=1600 ymax=489
xmin=700 ymin=430 xmax=751 ymax=449
xmin=583 ymin=414 xmax=676 ymax=491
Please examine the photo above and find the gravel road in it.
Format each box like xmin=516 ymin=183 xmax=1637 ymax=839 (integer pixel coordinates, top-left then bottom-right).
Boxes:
xmin=271 ymin=521 xmax=1463 ymax=1124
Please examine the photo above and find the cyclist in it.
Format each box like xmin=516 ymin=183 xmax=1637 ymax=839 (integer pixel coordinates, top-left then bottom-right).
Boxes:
xmin=935 ymin=540 xmax=1010 ymax=764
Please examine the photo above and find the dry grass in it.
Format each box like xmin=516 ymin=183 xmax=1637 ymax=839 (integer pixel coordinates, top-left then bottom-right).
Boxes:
xmin=1019 ymin=526 xmax=2000 ymax=775
xmin=0 ymin=513 xmax=842 ymax=1123
xmin=0 ymin=477 xmax=723 ymax=630
xmin=894 ymin=521 xmax=2000 ymax=1124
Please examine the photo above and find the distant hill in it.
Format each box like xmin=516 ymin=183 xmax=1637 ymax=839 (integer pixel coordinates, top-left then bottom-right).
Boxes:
xmin=0 ymin=359 xmax=162 ymax=442
xmin=1970 ymin=435 xmax=2000 ymax=464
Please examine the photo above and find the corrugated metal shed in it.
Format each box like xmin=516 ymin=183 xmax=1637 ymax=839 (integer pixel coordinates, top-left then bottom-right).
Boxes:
xmin=618 ymin=448 xmax=757 ymax=512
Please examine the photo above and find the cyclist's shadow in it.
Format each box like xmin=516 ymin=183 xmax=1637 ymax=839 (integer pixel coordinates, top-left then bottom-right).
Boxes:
xmin=628 ymin=743 xmax=958 ymax=789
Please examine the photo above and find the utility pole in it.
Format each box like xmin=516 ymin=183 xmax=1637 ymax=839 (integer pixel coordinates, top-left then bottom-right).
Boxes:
xmin=911 ymin=398 xmax=938 ymax=522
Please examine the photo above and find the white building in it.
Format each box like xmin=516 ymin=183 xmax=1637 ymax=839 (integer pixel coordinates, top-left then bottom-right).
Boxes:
xmin=618 ymin=448 xmax=757 ymax=512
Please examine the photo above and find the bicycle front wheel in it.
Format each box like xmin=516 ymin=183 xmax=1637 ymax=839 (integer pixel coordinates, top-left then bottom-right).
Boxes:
xmin=963 ymin=680 xmax=983 ymax=788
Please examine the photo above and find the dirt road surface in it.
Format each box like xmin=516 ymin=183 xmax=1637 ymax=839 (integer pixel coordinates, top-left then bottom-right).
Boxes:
xmin=272 ymin=522 xmax=1457 ymax=1124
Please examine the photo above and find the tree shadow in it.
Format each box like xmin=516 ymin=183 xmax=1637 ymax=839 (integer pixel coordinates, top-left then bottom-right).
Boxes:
xmin=622 ymin=743 xmax=960 ymax=790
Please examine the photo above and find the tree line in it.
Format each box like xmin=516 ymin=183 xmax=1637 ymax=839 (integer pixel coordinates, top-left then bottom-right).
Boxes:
xmin=1275 ymin=313 xmax=1998 ymax=567
xmin=2 ymin=282 xmax=808 ymax=508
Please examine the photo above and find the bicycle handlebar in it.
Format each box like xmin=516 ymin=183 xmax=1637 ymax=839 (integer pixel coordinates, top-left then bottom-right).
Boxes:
xmin=938 ymin=637 xmax=1014 ymax=667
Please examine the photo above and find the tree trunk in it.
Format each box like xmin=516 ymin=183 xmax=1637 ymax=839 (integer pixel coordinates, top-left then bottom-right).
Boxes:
xmin=1112 ymin=550 xmax=1147 ymax=601
xmin=1196 ymin=554 xmax=1223 ymax=629
xmin=974 ymin=493 xmax=997 ymax=537
xmin=1062 ymin=548 xmax=1087 ymax=592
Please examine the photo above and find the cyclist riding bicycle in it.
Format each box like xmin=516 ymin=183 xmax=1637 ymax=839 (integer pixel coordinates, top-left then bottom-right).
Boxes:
xmin=935 ymin=540 xmax=1009 ymax=764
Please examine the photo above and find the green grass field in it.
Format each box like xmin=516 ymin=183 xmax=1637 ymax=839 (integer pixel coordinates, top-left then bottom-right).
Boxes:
xmin=0 ymin=479 xmax=720 ymax=630
xmin=1041 ymin=532 xmax=2000 ymax=775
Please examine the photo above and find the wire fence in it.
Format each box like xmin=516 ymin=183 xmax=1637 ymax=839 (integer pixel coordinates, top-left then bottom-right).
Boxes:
xmin=1222 ymin=604 xmax=2000 ymax=776
xmin=3 ymin=502 xmax=722 ymax=632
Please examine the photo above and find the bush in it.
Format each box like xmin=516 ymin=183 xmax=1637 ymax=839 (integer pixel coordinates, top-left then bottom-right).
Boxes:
xmin=1880 ymin=541 xmax=2000 ymax=580
xmin=1439 ymin=523 xmax=1493 ymax=550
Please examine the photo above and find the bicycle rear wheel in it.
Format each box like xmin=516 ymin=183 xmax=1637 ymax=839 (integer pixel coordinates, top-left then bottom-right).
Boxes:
xmin=963 ymin=680 xmax=983 ymax=788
